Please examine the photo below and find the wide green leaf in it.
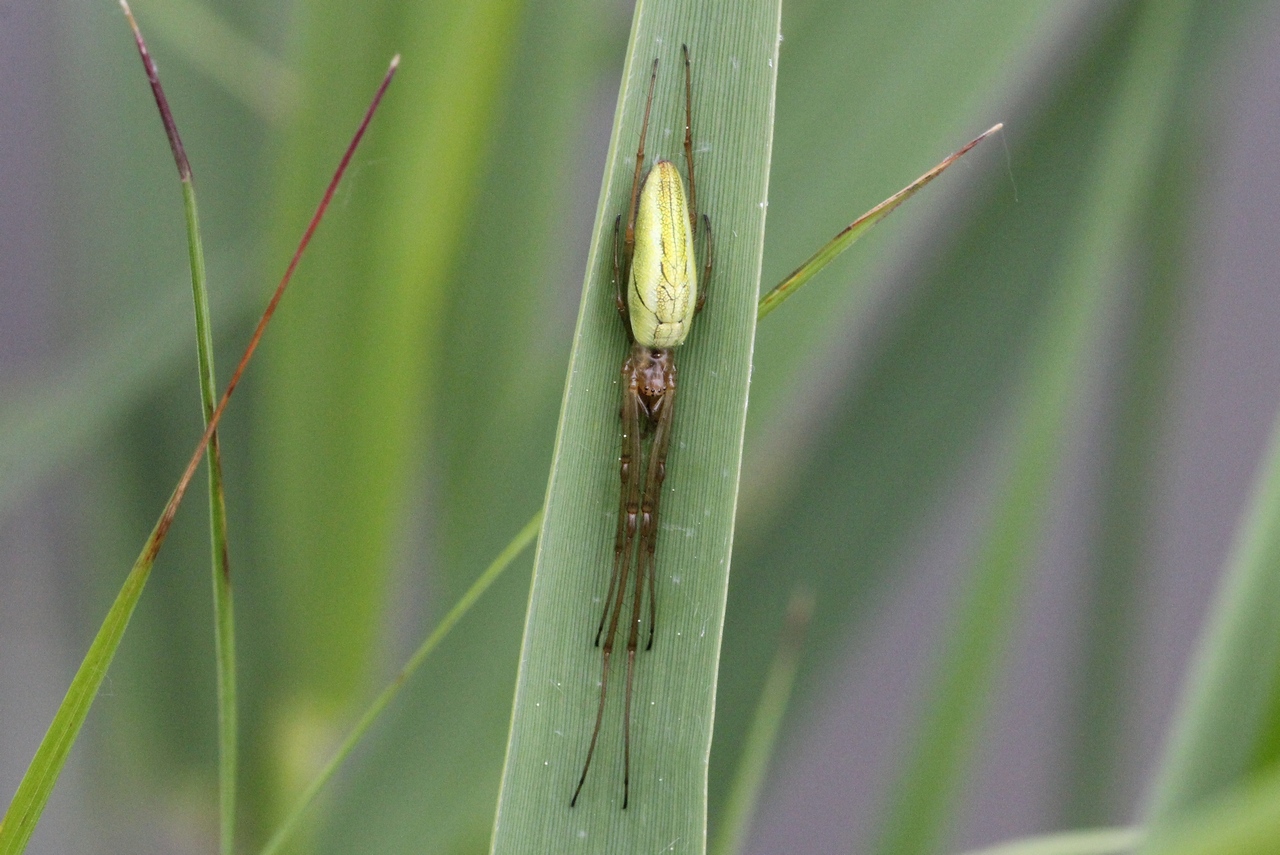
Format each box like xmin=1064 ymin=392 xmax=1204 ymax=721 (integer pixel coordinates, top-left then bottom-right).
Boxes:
xmin=491 ymin=1 xmax=780 ymax=851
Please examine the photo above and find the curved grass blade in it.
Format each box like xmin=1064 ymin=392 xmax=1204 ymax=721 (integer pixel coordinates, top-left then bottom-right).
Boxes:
xmin=756 ymin=123 xmax=1002 ymax=321
xmin=1143 ymin=762 xmax=1280 ymax=855
xmin=956 ymin=828 xmax=1142 ymax=855
xmin=119 ymin=6 xmax=239 ymax=851
xmin=710 ymin=588 xmax=813 ymax=855
xmin=491 ymin=1 xmax=781 ymax=850
xmin=257 ymin=512 xmax=540 ymax=855
xmin=871 ymin=3 xmax=1197 ymax=853
xmin=1142 ymin=366 xmax=1280 ymax=826
xmin=0 ymin=55 xmax=398 ymax=855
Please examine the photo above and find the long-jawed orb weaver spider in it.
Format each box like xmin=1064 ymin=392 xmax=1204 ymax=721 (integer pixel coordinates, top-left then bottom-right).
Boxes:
xmin=571 ymin=44 xmax=713 ymax=811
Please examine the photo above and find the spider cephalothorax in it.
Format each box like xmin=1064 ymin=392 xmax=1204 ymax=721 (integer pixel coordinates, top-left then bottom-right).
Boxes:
xmin=630 ymin=345 xmax=675 ymax=421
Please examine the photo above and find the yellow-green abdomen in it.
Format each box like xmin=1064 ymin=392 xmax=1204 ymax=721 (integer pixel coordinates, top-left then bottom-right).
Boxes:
xmin=628 ymin=160 xmax=697 ymax=349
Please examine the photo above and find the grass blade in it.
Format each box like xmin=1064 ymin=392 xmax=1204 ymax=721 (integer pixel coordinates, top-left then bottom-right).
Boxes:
xmin=756 ymin=123 xmax=1002 ymax=321
xmin=258 ymin=512 xmax=540 ymax=855
xmin=119 ymin=6 xmax=239 ymax=851
xmin=1142 ymin=368 xmax=1280 ymax=824
xmin=710 ymin=588 xmax=814 ymax=855
xmin=956 ymin=828 xmax=1142 ymax=855
xmin=0 ymin=55 xmax=398 ymax=855
xmin=491 ymin=1 xmax=781 ymax=850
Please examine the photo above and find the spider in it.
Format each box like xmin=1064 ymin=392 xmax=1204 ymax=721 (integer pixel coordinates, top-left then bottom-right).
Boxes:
xmin=571 ymin=44 xmax=713 ymax=810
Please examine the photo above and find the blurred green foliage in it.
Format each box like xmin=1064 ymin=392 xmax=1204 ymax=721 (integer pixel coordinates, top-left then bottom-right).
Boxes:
xmin=4 ymin=0 xmax=1274 ymax=853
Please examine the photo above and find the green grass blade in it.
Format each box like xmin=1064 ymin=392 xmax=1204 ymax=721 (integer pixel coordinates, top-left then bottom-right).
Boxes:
xmin=258 ymin=512 xmax=540 ymax=855
xmin=956 ymin=828 xmax=1142 ymax=855
xmin=252 ymin=6 xmax=526 ymax=821
xmin=1143 ymin=762 xmax=1280 ymax=855
xmin=1061 ymin=119 xmax=1195 ymax=826
xmin=1142 ymin=358 xmax=1280 ymax=825
xmin=0 ymin=519 xmax=169 ymax=855
xmin=178 ymin=75 xmax=240 ymax=855
xmin=0 ymin=50 xmax=396 ymax=854
xmin=171 ymin=78 xmax=241 ymax=855
xmin=872 ymin=3 xmax=1196 ymax=853
xmin=710 ymin=588 xmax=813 ymax=855
xmin=491 ymin=1 xmax=780 ymax=851
xmin=119 ymin=7 xmax=239 ymax=848
xmin=757 ymin=123 xmax=1001 ymax=321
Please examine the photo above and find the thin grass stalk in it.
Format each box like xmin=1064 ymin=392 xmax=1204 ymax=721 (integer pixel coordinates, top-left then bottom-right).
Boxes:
xmin=258 ymin=512 xmax=540 ymax=855
xmin=117 ymin=7 xmax=242 ymax=852
xmin=955 ymin=827 xmax=1142 ymax=855
xmin=709 ymin=588 xmax=813 ymax=855
xmin=756 ymin=124 xmax=1001 ymax=321
xmin=1141 ymin=353 xmax=1280 ymax=827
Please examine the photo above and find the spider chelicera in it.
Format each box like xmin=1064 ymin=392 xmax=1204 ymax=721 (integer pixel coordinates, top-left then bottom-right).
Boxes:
xmin=572 ymin=43 xmax=713 ymax=810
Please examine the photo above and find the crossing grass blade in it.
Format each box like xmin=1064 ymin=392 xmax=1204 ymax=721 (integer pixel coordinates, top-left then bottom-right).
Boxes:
xmin=0 ymin=54 xmax=398 ymax=855
xmin=756 ymin=123 xmax=1002 ymax=321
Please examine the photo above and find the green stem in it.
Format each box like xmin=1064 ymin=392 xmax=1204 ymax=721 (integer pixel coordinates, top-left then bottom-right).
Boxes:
xmin=181 ymin=175 xmax=239 ymax=855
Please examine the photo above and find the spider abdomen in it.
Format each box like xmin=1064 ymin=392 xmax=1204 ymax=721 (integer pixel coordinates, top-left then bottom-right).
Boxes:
xmin=628 ymin=159 xmax=697 ymax=349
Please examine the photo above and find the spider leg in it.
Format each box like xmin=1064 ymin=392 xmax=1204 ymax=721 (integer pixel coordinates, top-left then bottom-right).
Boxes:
xmin=620 ymin=361 xmax=675 ymax=808
xmin=595 ymin=357 xmax=642 ymax=647
xmin=696 ymin=213 xmax=712 ymax=314
xmin=681 ymin=44 xmax=698 ymax=233
xmin=638 ymin=365 xmax=675 ymax=652
xmin=575 ymin=361 xmax=644 ymax=807
xmin=624 ymin=57 xmax=659 ymax=272
xmin=680 ymin=45 xmax=710 ymax=315
xmin=612 ymin=214 xmax=631 ymax=333
xmin=622 ymin=539 xmax=644 ymax=809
